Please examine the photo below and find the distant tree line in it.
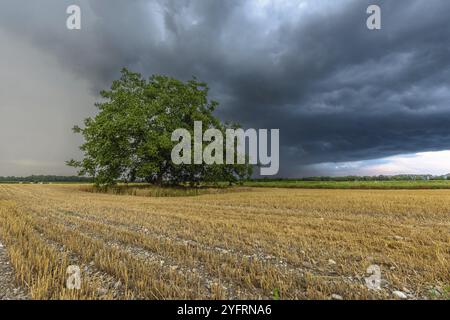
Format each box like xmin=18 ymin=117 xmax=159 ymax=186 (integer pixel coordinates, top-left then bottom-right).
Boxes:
xmin=2 ymin=174 xmax=448 ymax=184
xmin=0 ymin=175 xmax=93 ymax=183
xmin=252 ymin=174 xmax=450 ymax=182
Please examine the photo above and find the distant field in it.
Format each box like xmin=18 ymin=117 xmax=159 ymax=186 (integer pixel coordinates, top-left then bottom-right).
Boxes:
xmin=4 ymin=180 xmax=450 ymax=190
xmin=0 ymin=184 xmax=448 ymax=300
xmin=244 ymin=180 xmax=450 ymax=189
xmin=0 ymin=181 xmax=92 ymax=184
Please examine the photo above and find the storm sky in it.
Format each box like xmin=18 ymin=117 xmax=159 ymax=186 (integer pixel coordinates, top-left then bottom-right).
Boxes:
xmin=1 ymin=0 xmax=450 ymax=177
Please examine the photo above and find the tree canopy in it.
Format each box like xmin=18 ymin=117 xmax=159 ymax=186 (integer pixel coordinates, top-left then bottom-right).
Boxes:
xmin=68 ymin=68 xmax=252 ymax=186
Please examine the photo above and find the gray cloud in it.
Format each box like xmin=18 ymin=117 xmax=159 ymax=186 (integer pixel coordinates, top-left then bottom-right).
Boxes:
xmin=1 ymin=0 xmax=450 ymax=176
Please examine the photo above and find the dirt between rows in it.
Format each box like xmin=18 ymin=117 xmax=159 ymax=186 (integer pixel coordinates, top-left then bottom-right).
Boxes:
xmin=0 ymin=238 xmax=29 ymax=300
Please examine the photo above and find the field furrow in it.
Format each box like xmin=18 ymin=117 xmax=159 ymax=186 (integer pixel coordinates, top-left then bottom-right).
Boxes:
xmin=0 ymin=184 xmax=448 ymax=299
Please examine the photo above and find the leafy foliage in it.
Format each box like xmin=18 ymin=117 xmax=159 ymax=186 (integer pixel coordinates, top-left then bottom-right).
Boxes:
xmin=68 ymin=68 xmax=252 ymax=186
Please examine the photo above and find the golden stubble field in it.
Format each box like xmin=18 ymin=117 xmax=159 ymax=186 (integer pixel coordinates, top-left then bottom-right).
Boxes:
xmin=0 ymin=184 xmax=448 ymax=300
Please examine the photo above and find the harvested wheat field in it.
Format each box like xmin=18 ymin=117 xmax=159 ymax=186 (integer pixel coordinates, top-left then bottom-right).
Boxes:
xmin=0 ymin=184 xmax=448 ymax=300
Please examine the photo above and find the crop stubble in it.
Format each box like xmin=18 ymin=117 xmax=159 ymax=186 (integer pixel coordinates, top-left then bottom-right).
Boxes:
xmin=0 ymin=184 xmax=448 ymax=299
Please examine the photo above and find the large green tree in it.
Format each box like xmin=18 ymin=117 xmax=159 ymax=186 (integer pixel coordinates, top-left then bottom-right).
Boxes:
xmin=67 ymin=68 xmax=252 ymax=186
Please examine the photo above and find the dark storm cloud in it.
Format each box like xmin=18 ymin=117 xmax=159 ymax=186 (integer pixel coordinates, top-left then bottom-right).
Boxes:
xmin=1 ymin=0 xmax=450 ymax=176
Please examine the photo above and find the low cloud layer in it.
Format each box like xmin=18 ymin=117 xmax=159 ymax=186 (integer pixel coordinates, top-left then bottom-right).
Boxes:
xmin=305 ymin=150 xmax=450 ymax=177
xmin=1 ymin=0 xmax=450 ymax=176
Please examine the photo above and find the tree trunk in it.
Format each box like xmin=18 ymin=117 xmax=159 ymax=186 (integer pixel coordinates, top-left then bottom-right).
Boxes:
xmin=156 ymin=173 xmax=163 ymax=186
